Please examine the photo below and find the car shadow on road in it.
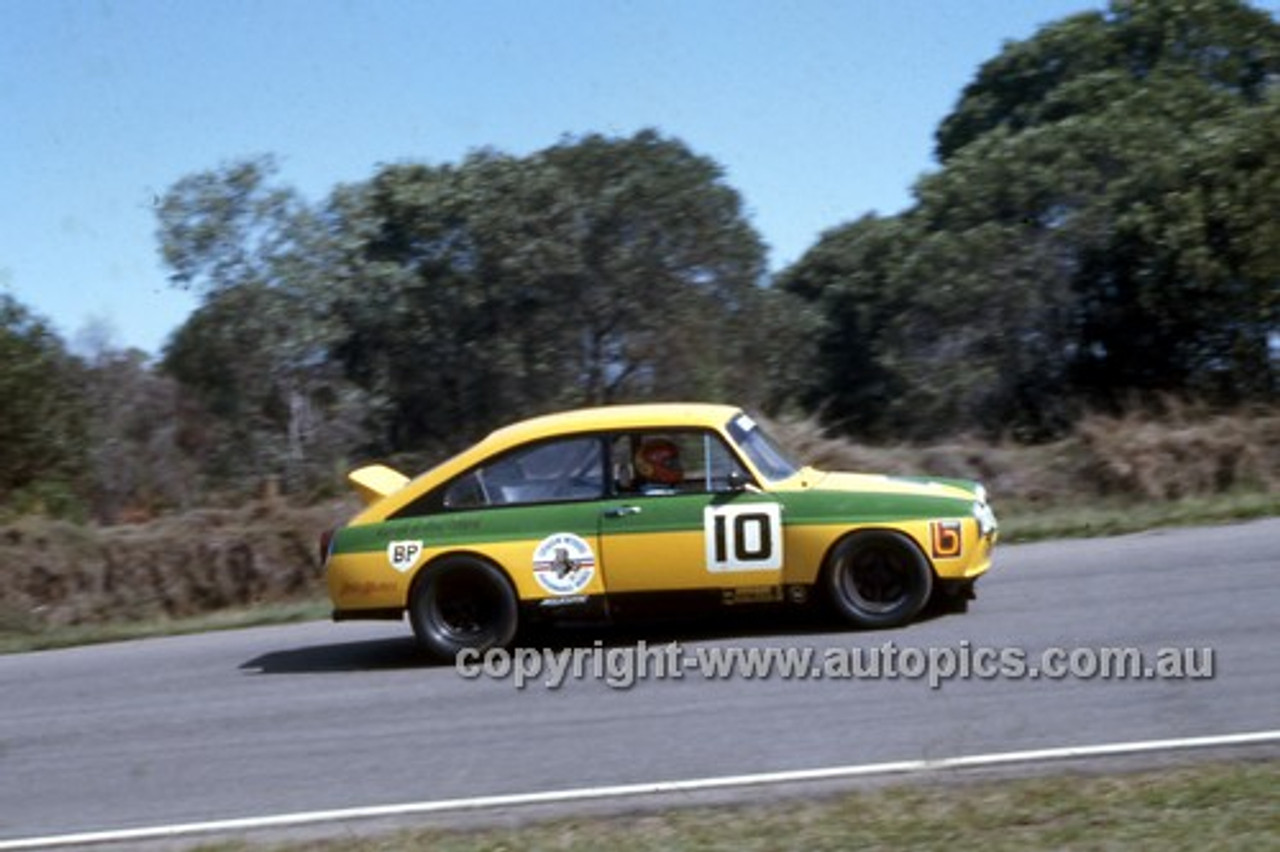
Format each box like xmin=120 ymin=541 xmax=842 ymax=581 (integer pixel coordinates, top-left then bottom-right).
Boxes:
xmin=239 ymin=603 xmax=959 ymax=675
xmin=240 ymin=635 xmax=424 ymax=674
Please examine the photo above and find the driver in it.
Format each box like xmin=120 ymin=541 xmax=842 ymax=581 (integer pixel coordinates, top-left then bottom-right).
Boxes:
xmin=634 ymin=437 xmax=683 ymax=489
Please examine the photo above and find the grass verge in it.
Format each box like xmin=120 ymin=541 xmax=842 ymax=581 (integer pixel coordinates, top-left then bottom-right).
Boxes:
xmin=996 ymin=491 xmax=1280 ymax=542
xmin=187 ymin=758 xmax=1279 ymax=851
xmin=0 ymin=600 xmax=331 ymax=655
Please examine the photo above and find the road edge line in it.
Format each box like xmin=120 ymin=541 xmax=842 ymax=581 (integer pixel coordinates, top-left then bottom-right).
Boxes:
xmin=3 ymin=729 xmax=1277 ymax=850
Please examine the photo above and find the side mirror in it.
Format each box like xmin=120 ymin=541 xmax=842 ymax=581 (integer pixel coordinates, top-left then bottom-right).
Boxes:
xmin=725 ymin=470 xmax=749 ymax=493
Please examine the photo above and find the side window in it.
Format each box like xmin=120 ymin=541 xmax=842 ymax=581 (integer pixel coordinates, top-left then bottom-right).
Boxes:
xmin=612 ymin=431 xmax=750 ymax=495
xmin=443 ymin=437 xmax=605 ymax=509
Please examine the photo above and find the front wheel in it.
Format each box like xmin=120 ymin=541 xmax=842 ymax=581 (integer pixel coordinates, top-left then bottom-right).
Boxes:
xmin=824 ymin=531 xmax=934 ymax=629
xmin=409 ymin=556 xmax=518 ymax=660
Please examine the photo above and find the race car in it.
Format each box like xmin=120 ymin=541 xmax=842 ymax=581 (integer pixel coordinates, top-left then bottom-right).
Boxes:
xmin=322 ymin=403 xmax=998 ymax=658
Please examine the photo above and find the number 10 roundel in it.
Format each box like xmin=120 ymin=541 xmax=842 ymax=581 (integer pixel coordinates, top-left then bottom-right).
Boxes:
xmin=704 ymin=503 xmax=783 ymax=572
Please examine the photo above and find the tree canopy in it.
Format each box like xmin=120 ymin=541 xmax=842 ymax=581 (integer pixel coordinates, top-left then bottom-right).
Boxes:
xmin=153 ymin=132 xmax=806 ymax=475
xmin=0 ymin=295 xmax=86 ymax=512
xmin=783 ymin=0 xmax=1278 ymax=439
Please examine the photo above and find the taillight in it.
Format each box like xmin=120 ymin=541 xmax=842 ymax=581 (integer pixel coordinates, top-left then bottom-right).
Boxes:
xmin=319 ymin=528 xmax=336 ymax=564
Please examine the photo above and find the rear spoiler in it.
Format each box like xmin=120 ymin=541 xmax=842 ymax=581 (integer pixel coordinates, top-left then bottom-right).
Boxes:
xmin=348 ymin=464 xmax=409 ymax=506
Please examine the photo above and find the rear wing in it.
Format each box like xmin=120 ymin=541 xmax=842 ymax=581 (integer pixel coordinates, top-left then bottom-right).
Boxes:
xmin=348 ymin=464 xmax=409 ymax=506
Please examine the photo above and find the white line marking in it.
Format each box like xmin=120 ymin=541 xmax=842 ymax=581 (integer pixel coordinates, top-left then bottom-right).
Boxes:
xmin=2 ymin=729 xmax=1276 ymax=850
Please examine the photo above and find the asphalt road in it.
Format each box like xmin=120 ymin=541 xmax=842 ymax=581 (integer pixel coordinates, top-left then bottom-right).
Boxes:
xmin=1 ymin=519 xmax=1277 ymax=844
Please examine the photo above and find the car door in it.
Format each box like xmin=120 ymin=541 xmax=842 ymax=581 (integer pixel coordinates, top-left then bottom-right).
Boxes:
xmin=597 ymin=429 xmax=784 ymax=595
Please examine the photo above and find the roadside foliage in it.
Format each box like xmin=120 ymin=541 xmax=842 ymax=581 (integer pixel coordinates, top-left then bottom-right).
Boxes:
xmin=1 ymin=0 xmax=1275 ymax=540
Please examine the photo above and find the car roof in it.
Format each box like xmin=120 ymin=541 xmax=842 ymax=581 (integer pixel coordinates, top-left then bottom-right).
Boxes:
xmin=351 ymin=402 xmax=747 ymax=521
xmin=481 ymin=402 xmax=743 ymax=449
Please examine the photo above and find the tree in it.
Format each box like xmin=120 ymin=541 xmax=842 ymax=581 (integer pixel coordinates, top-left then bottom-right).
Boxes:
xmin=327 ymin=130 xmax=792 ymax=453
xmin=156 ymin=132 xmax=797 ymax=475
xmin=157 ymin=157 xmax=368 ymax=491
xmin=928 ymin=0 xmax=1278 ymax=412
xmin=324 ymin=154 xmax=562 ymax=452
xmin=936 ymin=0 xmax=1277 ymax=163
xmin=1081 ymin=91 xmax=1279 ymax=402
xmin=0 ymin=295 xmax=87 ymax=515
xmin=777 ymin=215 xmax=914 ymax=438
xmin=534 ymin=131 xmax=776 ymax=407
xmin=75 ymin=337 xmax=198 ymax=523
xmin=785 ymin=0 xmax=1278 ymax=439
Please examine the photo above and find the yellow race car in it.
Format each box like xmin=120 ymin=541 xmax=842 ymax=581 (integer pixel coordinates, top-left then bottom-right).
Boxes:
xmin=322 ymin=403 xmax=998 ymax=658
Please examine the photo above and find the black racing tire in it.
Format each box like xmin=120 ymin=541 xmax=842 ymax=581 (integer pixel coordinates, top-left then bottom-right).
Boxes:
xmin=824 ymin=530 xmax=934 ymax=629
xmin=409 ymin=556 xmax=518 ymax=660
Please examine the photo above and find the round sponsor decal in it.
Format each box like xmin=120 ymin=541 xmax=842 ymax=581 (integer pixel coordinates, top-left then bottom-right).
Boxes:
xmin=532 ymin=532 xmax=596 ymax=595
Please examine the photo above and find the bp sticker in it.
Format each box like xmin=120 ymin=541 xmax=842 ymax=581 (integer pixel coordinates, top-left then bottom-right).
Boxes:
xmin=387 ymin=540 xmax=425 ymax=573
xmin=533 ymin=532 xmax=597 ymax=595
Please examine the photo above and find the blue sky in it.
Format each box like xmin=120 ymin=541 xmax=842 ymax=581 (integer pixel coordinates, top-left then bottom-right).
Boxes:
xmin=2 ymin=0 xmax=1103 ymax=356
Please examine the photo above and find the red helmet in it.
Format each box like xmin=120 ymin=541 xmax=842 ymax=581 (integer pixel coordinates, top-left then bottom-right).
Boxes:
xmin=635 ymin=438 xmax=683 ymax=485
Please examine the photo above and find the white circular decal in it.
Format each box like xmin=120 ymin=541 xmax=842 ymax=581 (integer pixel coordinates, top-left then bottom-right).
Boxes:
xmin=532 ymin=533 xmax=596 ymax=595
xmin=386 ymin=540 xmax=425 ymax=573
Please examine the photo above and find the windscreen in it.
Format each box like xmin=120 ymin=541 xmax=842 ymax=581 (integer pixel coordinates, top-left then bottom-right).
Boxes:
xmin=725 ymin=412 xmax=801 ymax=482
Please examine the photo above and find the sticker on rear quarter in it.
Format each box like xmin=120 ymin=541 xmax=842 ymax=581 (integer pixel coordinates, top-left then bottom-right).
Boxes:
xmin=387 ymin=540 xmax=426 ymax=572
xmin=533 ymin=533 xmax=596 ymax=595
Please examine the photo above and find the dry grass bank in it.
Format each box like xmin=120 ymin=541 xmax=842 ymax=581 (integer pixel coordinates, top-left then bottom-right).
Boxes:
xmin=769 ymin=406 xmax=1280 ymax=505
xmin=0 ymin=500 xmax=354 ymax=633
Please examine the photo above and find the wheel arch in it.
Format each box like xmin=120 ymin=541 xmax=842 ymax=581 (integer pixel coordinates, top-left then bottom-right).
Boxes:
xmin=406 ymin=548 xmax=520 ymax=606
xmin=816 ymin=525 xmax=938 ymax=587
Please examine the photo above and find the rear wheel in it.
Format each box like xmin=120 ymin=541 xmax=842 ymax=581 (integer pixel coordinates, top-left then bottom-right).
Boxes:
xmin=824 ymin=531 xmax=933 ymax=629
xmin=409 ymin=556 xmax=518 ymax=660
